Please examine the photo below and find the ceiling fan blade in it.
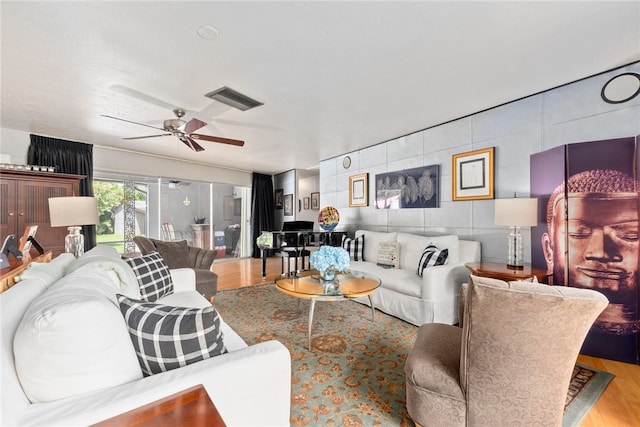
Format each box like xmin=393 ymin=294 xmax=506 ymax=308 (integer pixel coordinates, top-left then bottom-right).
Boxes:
xmin=123 ymin=134 xmax=171 ymax=140
xmin=180 ymin=136 xmax=205 ymax=152
xmin=183 ymin=118 xmax=207 ymax=134
xmin=101 ymin=114 xmax=166 ymax=131
xmin=190 ymin=133 xmax=245 ymax=147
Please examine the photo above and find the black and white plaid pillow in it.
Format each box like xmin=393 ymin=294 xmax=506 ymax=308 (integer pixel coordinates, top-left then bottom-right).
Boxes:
xmin=417 ymin=244 xmax=449 ymax=277
xmin=342 ymin=235 xmax=365 ymax=261
xmin=117 ymin=295 xmax=226 ymax=376
xmin=124 ymin=252 xmax=173 ymax=302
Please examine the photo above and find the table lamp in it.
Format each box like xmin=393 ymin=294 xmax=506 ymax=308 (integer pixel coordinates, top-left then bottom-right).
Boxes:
xmin=48 ymin=196 xmax=99 ymax=258
xmin=494 ymin=196 xmax=538 ymax=269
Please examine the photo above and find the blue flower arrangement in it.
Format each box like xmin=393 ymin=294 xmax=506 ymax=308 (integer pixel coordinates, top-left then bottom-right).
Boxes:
xmin=310 ymin=245 xmax=351 ymax=272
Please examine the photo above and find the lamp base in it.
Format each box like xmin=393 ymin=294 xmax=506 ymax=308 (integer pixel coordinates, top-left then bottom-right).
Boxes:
xmin=65 ymin=226 xmax=84 ymax=258
xmin=506 ymin=226 xmax=524 ymax=270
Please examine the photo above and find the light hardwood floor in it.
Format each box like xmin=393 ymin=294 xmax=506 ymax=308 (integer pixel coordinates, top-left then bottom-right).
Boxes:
xmin=212 ymin=257 xmax=640 ymax=426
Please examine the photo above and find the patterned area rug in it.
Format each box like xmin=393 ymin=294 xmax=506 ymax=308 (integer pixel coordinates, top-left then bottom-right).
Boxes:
xmin=215 ymin=284 xmax=613 ymax=427
xmin=564 ymin=363 xmax=614 ymax=427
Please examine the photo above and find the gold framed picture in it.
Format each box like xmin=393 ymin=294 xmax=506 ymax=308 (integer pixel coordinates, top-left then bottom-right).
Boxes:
xmin=452 ymin=147 xmax=495 ymax=201
xmin=349 ymin=173 xmax=369 ymax=207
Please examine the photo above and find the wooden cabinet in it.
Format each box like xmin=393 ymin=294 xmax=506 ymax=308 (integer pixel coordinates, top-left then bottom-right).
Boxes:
xmin=1 ymin=170 xmax=84 ymax=257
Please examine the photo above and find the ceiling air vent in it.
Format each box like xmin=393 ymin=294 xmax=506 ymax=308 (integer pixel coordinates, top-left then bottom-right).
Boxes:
xmin=204 ymin=86 xmax=264 ymax=111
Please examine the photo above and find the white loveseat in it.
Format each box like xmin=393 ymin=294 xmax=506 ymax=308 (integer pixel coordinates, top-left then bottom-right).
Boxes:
xmin=349 ymin=230 xmax=481 ymax=326
xmin=1 ymin=246 xmax=291 ymax=427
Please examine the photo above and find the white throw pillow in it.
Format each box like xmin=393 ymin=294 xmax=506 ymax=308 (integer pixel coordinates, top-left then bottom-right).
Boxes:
xmin=14 ymin=267 xmax=142 ymax=403
xmin=377 ymin=241 xmax=400 ymax=269
xmin=356 ymin=230 xmax=397 ymax=263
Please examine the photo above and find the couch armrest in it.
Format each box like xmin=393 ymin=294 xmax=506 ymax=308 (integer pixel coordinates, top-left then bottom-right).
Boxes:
xmin=21 ymin=341 xmax=292 ymax=427
xmin=420 ymin=263 xmax=470 ymax=301
xmin=169 ymin=268 xmax=197 ymax=292
xmin=188 ymin=246 xmax=217 ymax=270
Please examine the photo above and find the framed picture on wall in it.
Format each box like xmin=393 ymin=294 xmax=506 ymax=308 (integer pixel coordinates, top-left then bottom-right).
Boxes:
xmin=311 ymin=192 xmax=320 ymax=210
xmin=284 ymin=193 xmax=293 ymax=216
xmin=303 ymin=197 xmax=310 ymax=210
xmin=349 ymin=173 xmax=369 ymax=207
xmin=452 ymin=147 xmax=494 ymax=201
xmin=275 ymin=189 xmax=283 ymax=209
xmin=375 ymin=165 xmax=439 ymax=209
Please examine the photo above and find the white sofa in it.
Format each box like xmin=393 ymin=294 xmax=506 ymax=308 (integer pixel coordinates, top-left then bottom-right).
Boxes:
xmin=349 ymin=230 xmax=481 ymax=326
xmin=1 ymin=246 xmax=291 ymax=427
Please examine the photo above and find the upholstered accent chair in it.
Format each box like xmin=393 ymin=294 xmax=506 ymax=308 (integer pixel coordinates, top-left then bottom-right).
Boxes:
xmin=405 ymin=274 xmax=608 ymax=427
xmin=133 ymin=236 xmax=218 ymax=302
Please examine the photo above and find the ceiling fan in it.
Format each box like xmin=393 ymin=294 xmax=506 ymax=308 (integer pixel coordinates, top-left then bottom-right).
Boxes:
xmin=102 ymin=109 xmax=245 ymax=152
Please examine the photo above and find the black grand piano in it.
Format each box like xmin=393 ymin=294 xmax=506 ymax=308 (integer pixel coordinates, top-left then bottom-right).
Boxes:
xmin=256 ymin=221 xmax=346 ymax=278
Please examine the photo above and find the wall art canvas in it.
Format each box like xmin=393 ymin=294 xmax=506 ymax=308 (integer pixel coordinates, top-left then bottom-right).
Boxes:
xmin=275 ymin=189 xmax=283 ymax=209
xmin=375 ymin=164 xmax=440 ymax=209
xmin=531 ymin=136 xmax=639 ymax=364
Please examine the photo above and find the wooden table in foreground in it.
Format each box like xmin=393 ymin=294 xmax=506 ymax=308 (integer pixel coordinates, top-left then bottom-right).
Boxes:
xmin=465 ymin=261 xmax=552 ymax=284
xmin=0 ymin=250 xmax=52 ymax=293
xmin=92 ymin=385 xmax=226 ymax=427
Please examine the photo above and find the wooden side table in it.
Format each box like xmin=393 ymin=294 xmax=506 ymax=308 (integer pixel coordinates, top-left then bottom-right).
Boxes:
xmin=0 ymin=250 xmax=52 ymax=293
xmin=92 ymin=385 xmax=226 ymax=427
xmin=465 ymin=262 xmax=552 ymax=284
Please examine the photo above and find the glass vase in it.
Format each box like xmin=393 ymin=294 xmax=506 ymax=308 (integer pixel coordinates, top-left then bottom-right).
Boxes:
xmin=319 ymin=266 xmax=336 ymax=283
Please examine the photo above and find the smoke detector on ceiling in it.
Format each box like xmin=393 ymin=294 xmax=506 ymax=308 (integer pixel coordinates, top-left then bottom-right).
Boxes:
xmin=204 ymin=86 xmax=264 ymax=111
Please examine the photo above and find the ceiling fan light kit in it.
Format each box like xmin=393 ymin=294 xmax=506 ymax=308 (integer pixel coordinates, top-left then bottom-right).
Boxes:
xmin=204 ymin=86 xmax=264 ymax=111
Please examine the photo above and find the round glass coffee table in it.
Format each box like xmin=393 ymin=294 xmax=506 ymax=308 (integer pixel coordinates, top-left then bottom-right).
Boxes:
xmin=275 ymin=269 xmax=381 ymax=351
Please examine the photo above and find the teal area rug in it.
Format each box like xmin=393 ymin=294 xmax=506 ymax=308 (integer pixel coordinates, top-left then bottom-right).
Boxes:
xmin=215 ymin=284 xmax=613 ymax=427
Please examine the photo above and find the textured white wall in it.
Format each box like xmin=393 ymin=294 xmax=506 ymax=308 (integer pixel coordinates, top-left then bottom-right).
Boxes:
xmin=320 ymin=63 xmax=640 ymax=264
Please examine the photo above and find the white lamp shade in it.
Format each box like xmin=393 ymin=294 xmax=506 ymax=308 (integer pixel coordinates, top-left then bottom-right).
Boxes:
xmin=495 ymin=198 xmax=538 ymax=227
xmin=48 ymin=197 xmax=99 ymax=227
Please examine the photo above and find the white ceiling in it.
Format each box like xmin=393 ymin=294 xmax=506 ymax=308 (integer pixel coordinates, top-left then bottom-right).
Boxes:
xmin=2 ymin=1 xmax=639 ymax=175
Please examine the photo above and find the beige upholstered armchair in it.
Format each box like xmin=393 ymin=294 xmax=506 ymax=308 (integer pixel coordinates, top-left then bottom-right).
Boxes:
xmin=405 ymin=275 xmax=608 ymax=427
xmin=133 ymin=236 xmax=218 ymax=302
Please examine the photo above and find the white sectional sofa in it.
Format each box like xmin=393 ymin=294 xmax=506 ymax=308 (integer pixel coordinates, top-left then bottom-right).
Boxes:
xmin=2 ymin=246 xmax=291 ymax=427
xmin=349 ymin=229 xmax=481 ymax=326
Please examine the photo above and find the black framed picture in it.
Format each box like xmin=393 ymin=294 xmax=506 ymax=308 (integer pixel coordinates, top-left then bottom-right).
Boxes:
xmin=303 ymin=197 xmax=310 ymax=210
xmin=284 ymin=194 xmax=293 ymax=216
xmin=275 ymin=189 xmax=283 ymax=209
xmin=311 ymin=192 xmax=320 ymax=210
xmin=375 ymin=164 xmax=440 ymax=209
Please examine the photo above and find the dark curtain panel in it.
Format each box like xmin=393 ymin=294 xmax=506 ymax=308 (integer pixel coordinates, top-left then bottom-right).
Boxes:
xmin=251 ymin=172 xmax=275 ymax=258
xmin=28 ymin=134 xmax=96 ymax=251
